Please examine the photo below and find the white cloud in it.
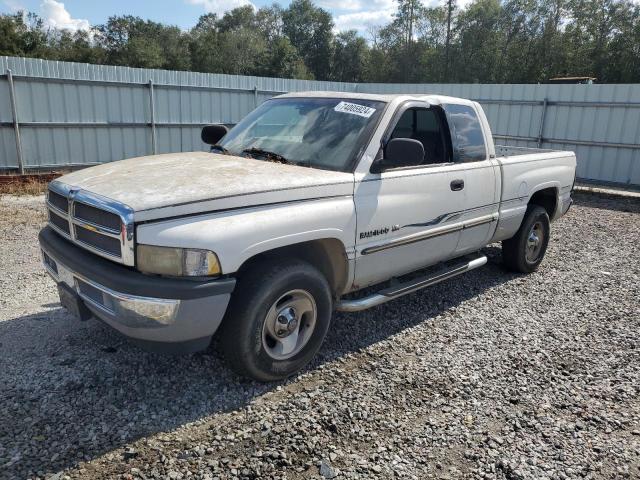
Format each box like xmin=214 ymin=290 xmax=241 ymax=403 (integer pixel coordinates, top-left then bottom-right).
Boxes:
xmin=456 ymin=0 xmax=474 ymax=8
xmin=330 ymin=0 xmax=395 ymax=32
xmin=331 ymin=0 xmax=480 ymax=34
xmin=317 ymin=0 xmax=363 ymax=11
xmin=186 ymin=0 xmax=254 ymax=16
xmin=40 ymin=0 xmax=91 ymax=32
xmin=334 ymin=7 xmax=395 ymax=33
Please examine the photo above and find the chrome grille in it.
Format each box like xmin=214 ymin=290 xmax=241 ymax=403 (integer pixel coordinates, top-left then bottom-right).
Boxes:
xmin=48 ymin=209 xmax=71 ymax=235
xmin=74 ymin=202 xmax=121 ymax=231
xmin=75 ymin=225 xmax=122 ymax=257
xmin=48 ymin=190 xmax=69 ymax=213
xmin=46 ymin=181 xmax=135 ymax=266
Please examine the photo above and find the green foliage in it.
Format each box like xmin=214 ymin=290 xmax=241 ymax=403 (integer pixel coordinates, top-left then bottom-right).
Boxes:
xmin=282 ymin=0 xmax=334 ymax=80
xmin=0 ymin=12 xmax=49 ymax=57
xmin=332 ymin=31 xmax=369 ymax=82
xmin=1 ymin=0 xmax=639 ymax=83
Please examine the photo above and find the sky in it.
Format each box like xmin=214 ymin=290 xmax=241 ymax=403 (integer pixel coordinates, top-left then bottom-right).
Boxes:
xmin=0 ymin=0 xmax=473 ymax=36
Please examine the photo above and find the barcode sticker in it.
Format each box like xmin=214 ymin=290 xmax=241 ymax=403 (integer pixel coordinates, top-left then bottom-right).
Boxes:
xmin=334 ymin=101 xmax=376 ymax=118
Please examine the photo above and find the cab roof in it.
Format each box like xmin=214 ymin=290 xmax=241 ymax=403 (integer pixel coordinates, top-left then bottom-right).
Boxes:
xmin=275 ymin=90 xmax=476 ymax=107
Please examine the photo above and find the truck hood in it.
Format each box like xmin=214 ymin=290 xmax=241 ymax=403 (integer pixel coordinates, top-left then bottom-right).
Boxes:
xmin=58 ymin=152 xmax=354 ymax=221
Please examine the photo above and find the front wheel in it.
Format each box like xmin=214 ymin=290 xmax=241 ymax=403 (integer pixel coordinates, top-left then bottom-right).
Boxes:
xmin=502 ymin=205 xmax=550 ymax=273
xmin=219 ymin=258 xmax=332 ymax=381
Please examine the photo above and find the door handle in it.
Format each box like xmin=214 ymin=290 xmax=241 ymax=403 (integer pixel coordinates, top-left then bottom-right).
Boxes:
xmin=450 ymin=179 xmax=465 ymax=191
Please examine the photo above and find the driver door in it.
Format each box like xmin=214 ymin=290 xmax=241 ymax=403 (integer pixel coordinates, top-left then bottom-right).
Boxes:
xmin=353 ymin=102 xmax=468 ymax=288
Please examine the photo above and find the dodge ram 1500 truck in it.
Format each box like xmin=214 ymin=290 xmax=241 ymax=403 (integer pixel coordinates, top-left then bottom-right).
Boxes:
xmin=39 ymin=92 xmax=576 ymax=381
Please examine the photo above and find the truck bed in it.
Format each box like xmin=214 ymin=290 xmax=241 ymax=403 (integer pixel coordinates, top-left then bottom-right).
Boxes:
xmin=494 ymin=144 xmax=563 ymax=158
xmin=490 ymin=144 xmax=576 ymax=243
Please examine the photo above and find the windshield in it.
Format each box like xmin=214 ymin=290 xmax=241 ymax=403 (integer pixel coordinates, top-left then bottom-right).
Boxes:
xmin=218 ymin=97 xmax=386 ymax=172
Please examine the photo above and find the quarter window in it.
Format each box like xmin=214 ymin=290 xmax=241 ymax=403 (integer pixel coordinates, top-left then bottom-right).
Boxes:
xmin=443 ymin=104 xmax=487 ymax=162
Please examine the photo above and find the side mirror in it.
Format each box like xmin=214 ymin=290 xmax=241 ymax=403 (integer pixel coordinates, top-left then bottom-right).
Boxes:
xmin=201 ymin=124 xmax=229 ymax=146
xmin=372 ymin=138 xmax=425 ymax=172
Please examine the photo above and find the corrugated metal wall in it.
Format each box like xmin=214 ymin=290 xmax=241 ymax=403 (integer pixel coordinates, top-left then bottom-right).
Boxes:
xmin=1 ymin=56 xmax=639 ymax=187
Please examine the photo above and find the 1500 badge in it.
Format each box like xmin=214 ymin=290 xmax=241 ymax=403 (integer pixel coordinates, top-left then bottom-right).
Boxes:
xmin=359 ymin=225 xmax=399 ymax=239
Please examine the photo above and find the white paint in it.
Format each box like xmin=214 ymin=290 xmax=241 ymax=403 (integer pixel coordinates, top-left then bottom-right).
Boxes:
xmin=58 ymin=152 xmax=354 ymax=221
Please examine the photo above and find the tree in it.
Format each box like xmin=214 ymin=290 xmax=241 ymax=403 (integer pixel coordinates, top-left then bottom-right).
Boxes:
xmin=1 ymin=0 xmax=640 ymax=83
xmin=394 ymin=0 xmax=425 ymax=81
xmin=0 ymin=12 xmax=49 ymax=58
xmin=258 ymin=36 xmax=312 ymax=79
xmin=217 ymin=5 xmax=256 ymax=32
xmin=47 ymin=29 xmax=106 ymax=64
xmin=445 ymin=0 xmax=454 ymax=81
xmin=332 ymin=30 xmax=368 ymax=82
xmin=282 ymin=0 xmax=334 ymax=80
xmin=98 ymin=16 xmax=190 ymax=70
xmin=256 ymin=4 xmax=285 ymax=42
xmin=453 ymin=0 xmax=503 ymax=82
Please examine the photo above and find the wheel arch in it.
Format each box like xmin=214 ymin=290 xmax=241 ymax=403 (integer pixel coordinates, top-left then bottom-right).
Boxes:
xmin=528 ymin=186 xmax=559 ymax=220
xmin=235 ymin=238 xmax=351 ymax=297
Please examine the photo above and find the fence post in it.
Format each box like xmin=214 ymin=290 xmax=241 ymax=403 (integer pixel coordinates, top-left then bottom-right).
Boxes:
xmin=148 ymin=79 xmax=157 ymax=155
xmin=253 ymin=86 xmax=258 ymax=108
xmin=6 ymin=69 xmax=25 ymax=174
xmin=537 ymin=98 xmax=548 ymax=148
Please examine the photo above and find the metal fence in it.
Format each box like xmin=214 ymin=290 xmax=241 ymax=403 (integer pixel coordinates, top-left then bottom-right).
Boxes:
xmin=1 ymin=56 xmax=639 ymax=187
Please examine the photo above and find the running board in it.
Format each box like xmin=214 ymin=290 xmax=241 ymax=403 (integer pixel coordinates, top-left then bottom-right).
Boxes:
xmin=336 ymin=255 xmax=487 ymax=312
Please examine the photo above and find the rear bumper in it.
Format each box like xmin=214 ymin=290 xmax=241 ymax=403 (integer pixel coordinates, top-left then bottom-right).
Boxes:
xmin=39 ymin=226 xmax=235 ymax=353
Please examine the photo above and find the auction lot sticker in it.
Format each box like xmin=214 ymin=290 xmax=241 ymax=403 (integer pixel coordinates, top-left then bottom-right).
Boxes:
xmin=334 ymin=101 xmax=376 ymax=118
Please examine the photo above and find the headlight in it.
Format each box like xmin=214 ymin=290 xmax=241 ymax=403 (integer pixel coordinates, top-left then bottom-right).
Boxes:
xmin=136 ymin=245 xmax=221 ymax=277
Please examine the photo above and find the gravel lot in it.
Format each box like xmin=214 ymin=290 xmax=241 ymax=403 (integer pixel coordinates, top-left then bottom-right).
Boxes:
xmin=1 ymin=192 xmax=638 ymax=480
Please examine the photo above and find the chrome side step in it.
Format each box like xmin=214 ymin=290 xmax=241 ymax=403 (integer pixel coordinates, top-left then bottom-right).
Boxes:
xmin=336 ymin=255 xmax=487 ymax=312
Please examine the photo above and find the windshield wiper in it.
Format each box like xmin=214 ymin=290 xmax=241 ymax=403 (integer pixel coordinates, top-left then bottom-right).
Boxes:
xmin=242 ymin=147 xmax=291 ymax=164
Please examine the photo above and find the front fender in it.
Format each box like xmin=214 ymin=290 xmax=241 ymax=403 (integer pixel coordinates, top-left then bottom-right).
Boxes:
xmin=136 ymin=196 xmax=356 ymax=275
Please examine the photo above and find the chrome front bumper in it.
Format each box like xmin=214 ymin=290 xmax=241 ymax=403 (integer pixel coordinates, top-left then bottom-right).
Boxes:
xmin=39 ymin=225 xmax=236 ymax=353
xmin=42 ymin=248 xmax=181 ymax=328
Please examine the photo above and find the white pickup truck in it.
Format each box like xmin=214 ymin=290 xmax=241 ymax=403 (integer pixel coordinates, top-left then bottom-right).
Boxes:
xmin=39 ymin=92 xmax=576 ymax=380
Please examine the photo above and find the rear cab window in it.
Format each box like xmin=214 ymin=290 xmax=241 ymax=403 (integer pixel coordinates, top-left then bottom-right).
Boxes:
xmin=442 ymin=104 xmax=487 ymax=162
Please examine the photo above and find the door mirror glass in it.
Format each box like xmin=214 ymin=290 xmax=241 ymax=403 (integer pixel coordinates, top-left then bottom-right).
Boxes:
xmin=373 ymin=138 xmax=425 ymax=172
xmin=201 ymin=124 xmax=229 ymax=146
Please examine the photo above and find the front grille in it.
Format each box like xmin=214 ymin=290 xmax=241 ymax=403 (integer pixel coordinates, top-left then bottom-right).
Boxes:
xmin=75 ymin=225 xmax=122 ymax=257
xmin=48 ymin=190 xmax=68 ymax=213
xmin=46 ymin=183 xmax=134 ymax=265
xmin=74 ymin=202 xmax=121 ymax=232
xmin=49 ymin=210 xmax=70 ymax=235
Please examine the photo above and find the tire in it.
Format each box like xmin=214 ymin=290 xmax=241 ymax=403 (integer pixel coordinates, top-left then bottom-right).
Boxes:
xmin=502 ymin=205 xmax=550 ymax=273
xmin=219 ymin=258 xmax=332 ymax=381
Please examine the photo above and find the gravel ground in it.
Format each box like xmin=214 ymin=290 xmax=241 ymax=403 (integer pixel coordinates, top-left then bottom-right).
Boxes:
xmin=0 ymin=192 xmax=638 ymax=480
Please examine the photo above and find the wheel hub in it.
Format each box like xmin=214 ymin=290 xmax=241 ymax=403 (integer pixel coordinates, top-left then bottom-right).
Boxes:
xmin=525 ymin=221 xmax=544 ymax=263
xmin=262 ymin=289 xmax=318 ymax=360
xmin=275 ymin=307 xmax=298 ymax=337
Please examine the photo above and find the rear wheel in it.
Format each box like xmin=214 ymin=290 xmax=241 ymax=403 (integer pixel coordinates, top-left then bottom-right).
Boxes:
xmin=502 ymin=205 xmax=550 ymax=273
xmin=219 ymin=258 xmax=332 ymax=381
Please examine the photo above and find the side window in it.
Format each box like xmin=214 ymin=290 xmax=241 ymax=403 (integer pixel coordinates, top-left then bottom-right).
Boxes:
xmin=443 ymin=104 xmax=487 ymax=162
xmin=390 ymin=110 xmax=413 ymax=139
xmin=415 ymin=109 xmax=439 ymax=133
xmin=388 ymin=107 xmax=447 ymax=166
